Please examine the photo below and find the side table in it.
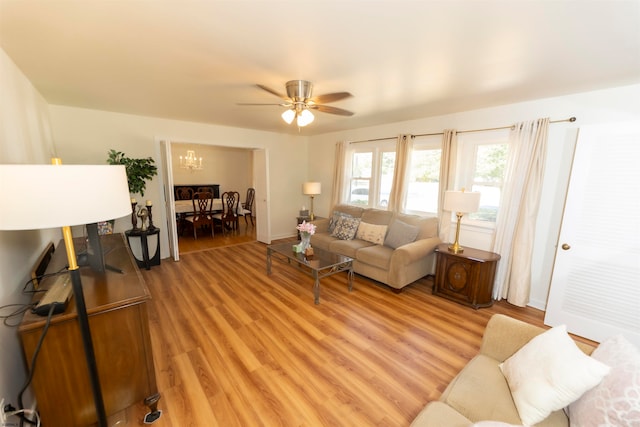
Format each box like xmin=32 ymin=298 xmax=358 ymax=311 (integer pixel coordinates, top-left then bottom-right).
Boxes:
xmin=433 ymin=243 xmax=501 ymax=309
xmin=125 ymin=228 xmax=161 ymax=270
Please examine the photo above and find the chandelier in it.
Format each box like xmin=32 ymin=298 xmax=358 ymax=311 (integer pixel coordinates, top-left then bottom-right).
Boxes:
xmin=179 ymin=150 xmax=203 ymax=171
xmin=281 ymin=104 xmax=315 ymax=127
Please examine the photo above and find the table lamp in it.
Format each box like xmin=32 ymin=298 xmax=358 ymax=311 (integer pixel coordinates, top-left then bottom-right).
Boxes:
xmin=302 ymin=182 xmax=321 ymax=220
xmin=0 ymin=159 xmax=132 ymax=427
xmin=443 ymin=189 xmax=481 ymax=254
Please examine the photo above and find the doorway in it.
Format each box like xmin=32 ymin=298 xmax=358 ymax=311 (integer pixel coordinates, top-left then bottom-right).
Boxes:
xmin=159 ymin=140 xmax=270 ymax=260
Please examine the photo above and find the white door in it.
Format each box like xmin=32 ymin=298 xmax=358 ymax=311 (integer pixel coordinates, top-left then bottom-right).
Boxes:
xmin=254 ymin=149 xmax=271 ymax=244
xmin=160 ymin=140 xmax=180 ymax=261
xmin=544 ymin=122 xmax=640 ymax=348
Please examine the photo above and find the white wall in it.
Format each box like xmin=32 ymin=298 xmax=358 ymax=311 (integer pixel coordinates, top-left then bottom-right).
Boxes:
xmin=48 ymin=106 xmax=310 ymax=252
xmin=308 ymin=84 xmax=640 ymax=309
xmin=171 ymin=143 xmax=252 ymax=195
xmin=0 ymin=48 xmax=58 ymax=411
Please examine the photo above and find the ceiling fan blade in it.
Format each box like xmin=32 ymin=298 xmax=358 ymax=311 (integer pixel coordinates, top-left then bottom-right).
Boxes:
xmin=311 ymin=92 xmax=353 ymax=104
xmin=237 ymin=102 xmax=291 ymax=107
xmin=256 ymin=84 xmax=288 ymax=100
xmin=311 ymin=104 xmax=355 ymax=116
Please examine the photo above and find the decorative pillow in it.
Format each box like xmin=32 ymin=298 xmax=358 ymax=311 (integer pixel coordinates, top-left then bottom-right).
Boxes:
xmin=328 ymin=211 xmax=352 ymax=234
xmin=384 ymin=220 xmax=419 ymax=249
xmin=499 ymin=325 xmax=611 ymax=426
xmin=355 ymin=222 xmax=388 ymax=245
xmin=331 ymin=216 xmax=361 ymax=240
xmin=569 ymin=334 xmax=640 ymax=426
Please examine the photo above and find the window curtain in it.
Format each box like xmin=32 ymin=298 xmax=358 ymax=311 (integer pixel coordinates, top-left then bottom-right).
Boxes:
xmin=438 ymin=129 xmax=457 ymax=241
xmin=492 ymin=118 xmax=550 ymax=306
xmin=388 ymin=134 xmax=413 ymax=212
xmin=331 ymin=141 xmax=348 ymax=209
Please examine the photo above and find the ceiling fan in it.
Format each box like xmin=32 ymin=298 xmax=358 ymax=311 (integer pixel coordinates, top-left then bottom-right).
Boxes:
xmin=239 ymin=80 xmax=354 ymax=127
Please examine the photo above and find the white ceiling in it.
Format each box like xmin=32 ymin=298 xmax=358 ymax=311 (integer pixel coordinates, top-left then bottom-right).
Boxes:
xmin=1 ymin=0 xmax=639 ymax=136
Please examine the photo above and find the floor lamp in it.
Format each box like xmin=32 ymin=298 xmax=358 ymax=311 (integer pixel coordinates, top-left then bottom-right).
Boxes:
xmin=0 ymin=160 xmax=132 ymax=427
xmin=302 ymin=182 xmax=321 ymax=220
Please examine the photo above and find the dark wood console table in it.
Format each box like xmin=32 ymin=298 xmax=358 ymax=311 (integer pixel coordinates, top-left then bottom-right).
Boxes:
xmin=19 ymin=233 xmax=160 ymax=425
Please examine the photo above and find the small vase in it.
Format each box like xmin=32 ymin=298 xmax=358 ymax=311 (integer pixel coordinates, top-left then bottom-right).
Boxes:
xmin=300 ymin=232 xmax=311 ymax=250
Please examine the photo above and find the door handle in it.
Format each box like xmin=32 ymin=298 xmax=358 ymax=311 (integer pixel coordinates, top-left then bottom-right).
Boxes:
xmin=561 ymin=243 xmax=571 ymax=250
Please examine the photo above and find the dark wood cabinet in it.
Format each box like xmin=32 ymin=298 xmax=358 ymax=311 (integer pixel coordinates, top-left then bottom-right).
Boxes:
xmin=19 ymin=234 xmax=159 ymax=426
xmin=433 ymin=243 xmax=501 ymax=309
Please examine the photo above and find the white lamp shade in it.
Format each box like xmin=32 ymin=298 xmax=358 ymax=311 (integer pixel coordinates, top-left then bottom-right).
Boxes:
xmin=302 ymin=182 xmax=321 ymax=195
xmin=297 ymin=109 xmax=314 ymax=127
xmin=0 ymin=164 xmax=132 ymax=230
xmin=443 ymin=190 xmax=481 ymax=213
xmin=281 ymin=109 xmax=296 ymax=124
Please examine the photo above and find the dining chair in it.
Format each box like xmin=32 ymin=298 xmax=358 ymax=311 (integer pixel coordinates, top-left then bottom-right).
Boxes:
xmin=213 ymin=191 xmax=240 ymax=233
xmin=175 ymin=187 xmax=194 ymax=200
xmin=185 ymin=191 xmax=214 ymax=239
xmin=240 ymin=187 xmax=255 ymax=226
xmin=197 ymin=187 xmax=215 ymax=197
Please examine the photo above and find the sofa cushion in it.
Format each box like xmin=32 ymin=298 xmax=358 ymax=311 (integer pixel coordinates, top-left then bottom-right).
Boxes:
xmin=442 ymin=354 xmax=524 ymax=424
xmin=356 ymin=244 xmax=393 ymax=269
xmin=331 ymin=216 xmax=361 ymax=240
xmin=329 ymin=211 xmax=352 ymax=234
xmin=395 ymin=213 xmax=438 ymax=240
xmin=384 ymin=220 xmax=419 ymax=249
xmin=361 ymin=208 xmax=394 ymax=225
xmin=569 ymin=334 xmax=640 ymax=426
xmin=500 ymin=325 xmax=611 ymax=426
xmin=356 ymin=222 xmax=388 ymax=245
xmin=328 ymin=238 xmax=375 ymax=259
xmin=410 ymin=401 xmax=472 ymax=427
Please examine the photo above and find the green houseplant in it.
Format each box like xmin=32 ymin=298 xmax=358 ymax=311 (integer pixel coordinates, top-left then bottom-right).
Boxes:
xmin=107 ymin=149 xmax=158 ymax=197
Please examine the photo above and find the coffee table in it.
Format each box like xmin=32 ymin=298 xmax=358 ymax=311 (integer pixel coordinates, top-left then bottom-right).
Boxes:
xmin=266 ymin=241 xmax=354 ymax=304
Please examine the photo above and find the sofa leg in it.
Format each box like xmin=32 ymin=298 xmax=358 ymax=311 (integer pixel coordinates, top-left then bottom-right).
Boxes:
xmin=391 ymin=287 xmax=403 ymax=294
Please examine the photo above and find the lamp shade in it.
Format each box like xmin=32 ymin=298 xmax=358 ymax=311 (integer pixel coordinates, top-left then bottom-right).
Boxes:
xmin=443 ymin=190 xmax=481 ymax=214
xmin=281 ymin=109 xmax=296 ymax=124
xmin=0 ymin=164 xmax=132 ymax=230
xmin=302 ymin=182 xmax=321 ymax=195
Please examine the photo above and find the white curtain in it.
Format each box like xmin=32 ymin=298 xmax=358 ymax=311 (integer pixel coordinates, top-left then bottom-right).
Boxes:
xmin=331 ymin=141 xmax=350 ymax=209
xmin=388 ymin=134 xmax=413 ymax=212
xmin=438 ymin=129 xmax=457 ymax=241
xmin=492 ymin=118 xmax=550 ymax=306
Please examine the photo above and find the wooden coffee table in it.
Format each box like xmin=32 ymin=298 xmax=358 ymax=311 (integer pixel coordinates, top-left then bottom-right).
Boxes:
xmin=266 ymin=241 xmax=354 ymax=304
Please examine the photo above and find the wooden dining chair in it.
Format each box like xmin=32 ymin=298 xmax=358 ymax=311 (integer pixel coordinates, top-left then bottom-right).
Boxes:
xmin=240 ymin=187 xmax=255 ymax=226
xmin=213 ymin=191 xmax=240 ymax=233
xmin=175 ymin=187 xmax=194 ymax=200
xmin=185 ymin=191 xmax=214 ymax=239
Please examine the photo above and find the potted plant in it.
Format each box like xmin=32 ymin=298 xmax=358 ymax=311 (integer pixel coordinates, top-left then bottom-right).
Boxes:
xmin=107 ymin=149 xmax=158 ymax=197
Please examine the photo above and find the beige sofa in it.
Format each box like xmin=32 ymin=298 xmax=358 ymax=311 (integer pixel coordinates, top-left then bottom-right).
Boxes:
xmin=309 ymin=204 xmax=440 ymax=291
xmin=410 ymin=314 xmax=596 ymax=427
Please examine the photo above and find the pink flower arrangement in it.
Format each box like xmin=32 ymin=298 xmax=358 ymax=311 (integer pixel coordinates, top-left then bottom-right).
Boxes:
xmin=296 ymin=221 xmax=316 ymax=235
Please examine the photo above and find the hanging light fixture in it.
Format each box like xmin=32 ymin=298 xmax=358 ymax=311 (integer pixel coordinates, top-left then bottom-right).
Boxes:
xmin=179 ymin=150 xmax=203 ymax=171
xmin=281 ymin=104 xmax=314 ymax=127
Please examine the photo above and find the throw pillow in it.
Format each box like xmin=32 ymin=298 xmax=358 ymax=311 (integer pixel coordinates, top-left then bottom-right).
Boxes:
xmin=384 ymin=220 xmax=419 ymax=249
xmin=569 ymin=334 xmax=640 ymax=426
xmin=355 ymin=222 xmax=388 ymax=245
xmin=328 ymin=211 xmax=352 ymax=234
xmin=331 ymin=216 xmax=361 ymax=240
xmin=499 ymin=325 xmax=611 ymax=426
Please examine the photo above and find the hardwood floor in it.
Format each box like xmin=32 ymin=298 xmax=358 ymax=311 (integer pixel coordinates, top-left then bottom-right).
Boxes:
xmin=116 ymin=235 xmax=547 ymax=427
xmin=178 ymin=217 xmax=257 ymax=254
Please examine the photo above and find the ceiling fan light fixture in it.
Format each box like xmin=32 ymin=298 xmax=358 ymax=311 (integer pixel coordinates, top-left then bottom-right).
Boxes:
xmin=297 ymin=109 xmax=314 ymax=127
xmin=281 ymin=109 xmax=296 ymax=124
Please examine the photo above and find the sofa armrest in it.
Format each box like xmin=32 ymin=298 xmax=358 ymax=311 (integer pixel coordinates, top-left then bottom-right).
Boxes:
xmin=310 ymin=218 xmax=330 ymax=233
xmin=390 ymin=236 xmax=441 ymax=266
xmin=479 ymin=314 xmax=550 ymax=362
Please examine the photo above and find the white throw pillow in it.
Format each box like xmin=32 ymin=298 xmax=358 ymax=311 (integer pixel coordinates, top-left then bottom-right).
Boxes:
xmin=355 ymin=221 xmax=387 ymax=245
xmin=569 ymin=334 xmax=640 ymax=426
xmin=499 ymin=325 xmax=611 ymax=426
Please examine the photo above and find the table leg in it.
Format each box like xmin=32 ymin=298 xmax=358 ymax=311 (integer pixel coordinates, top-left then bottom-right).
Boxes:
xmin=313 ymin=270 xmax=320 ymax=305
xmin=348 ymin=265 xmax=354 ymax=292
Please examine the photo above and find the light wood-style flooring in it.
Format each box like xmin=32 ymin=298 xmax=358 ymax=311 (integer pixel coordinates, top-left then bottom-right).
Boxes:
xmin=116 ymin=232 xmax=547 ymax=427
xmin=178 ymin=218 xmax=257 ymax=254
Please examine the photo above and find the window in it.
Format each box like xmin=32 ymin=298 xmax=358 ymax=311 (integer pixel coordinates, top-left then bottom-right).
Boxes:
xmin=405 ymin=136 xmax=441 ymax=214
xmin=347 ymin=141 xmax=395 ymax=208
xmin=457 ymin=130 xmax=509 ymax=223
